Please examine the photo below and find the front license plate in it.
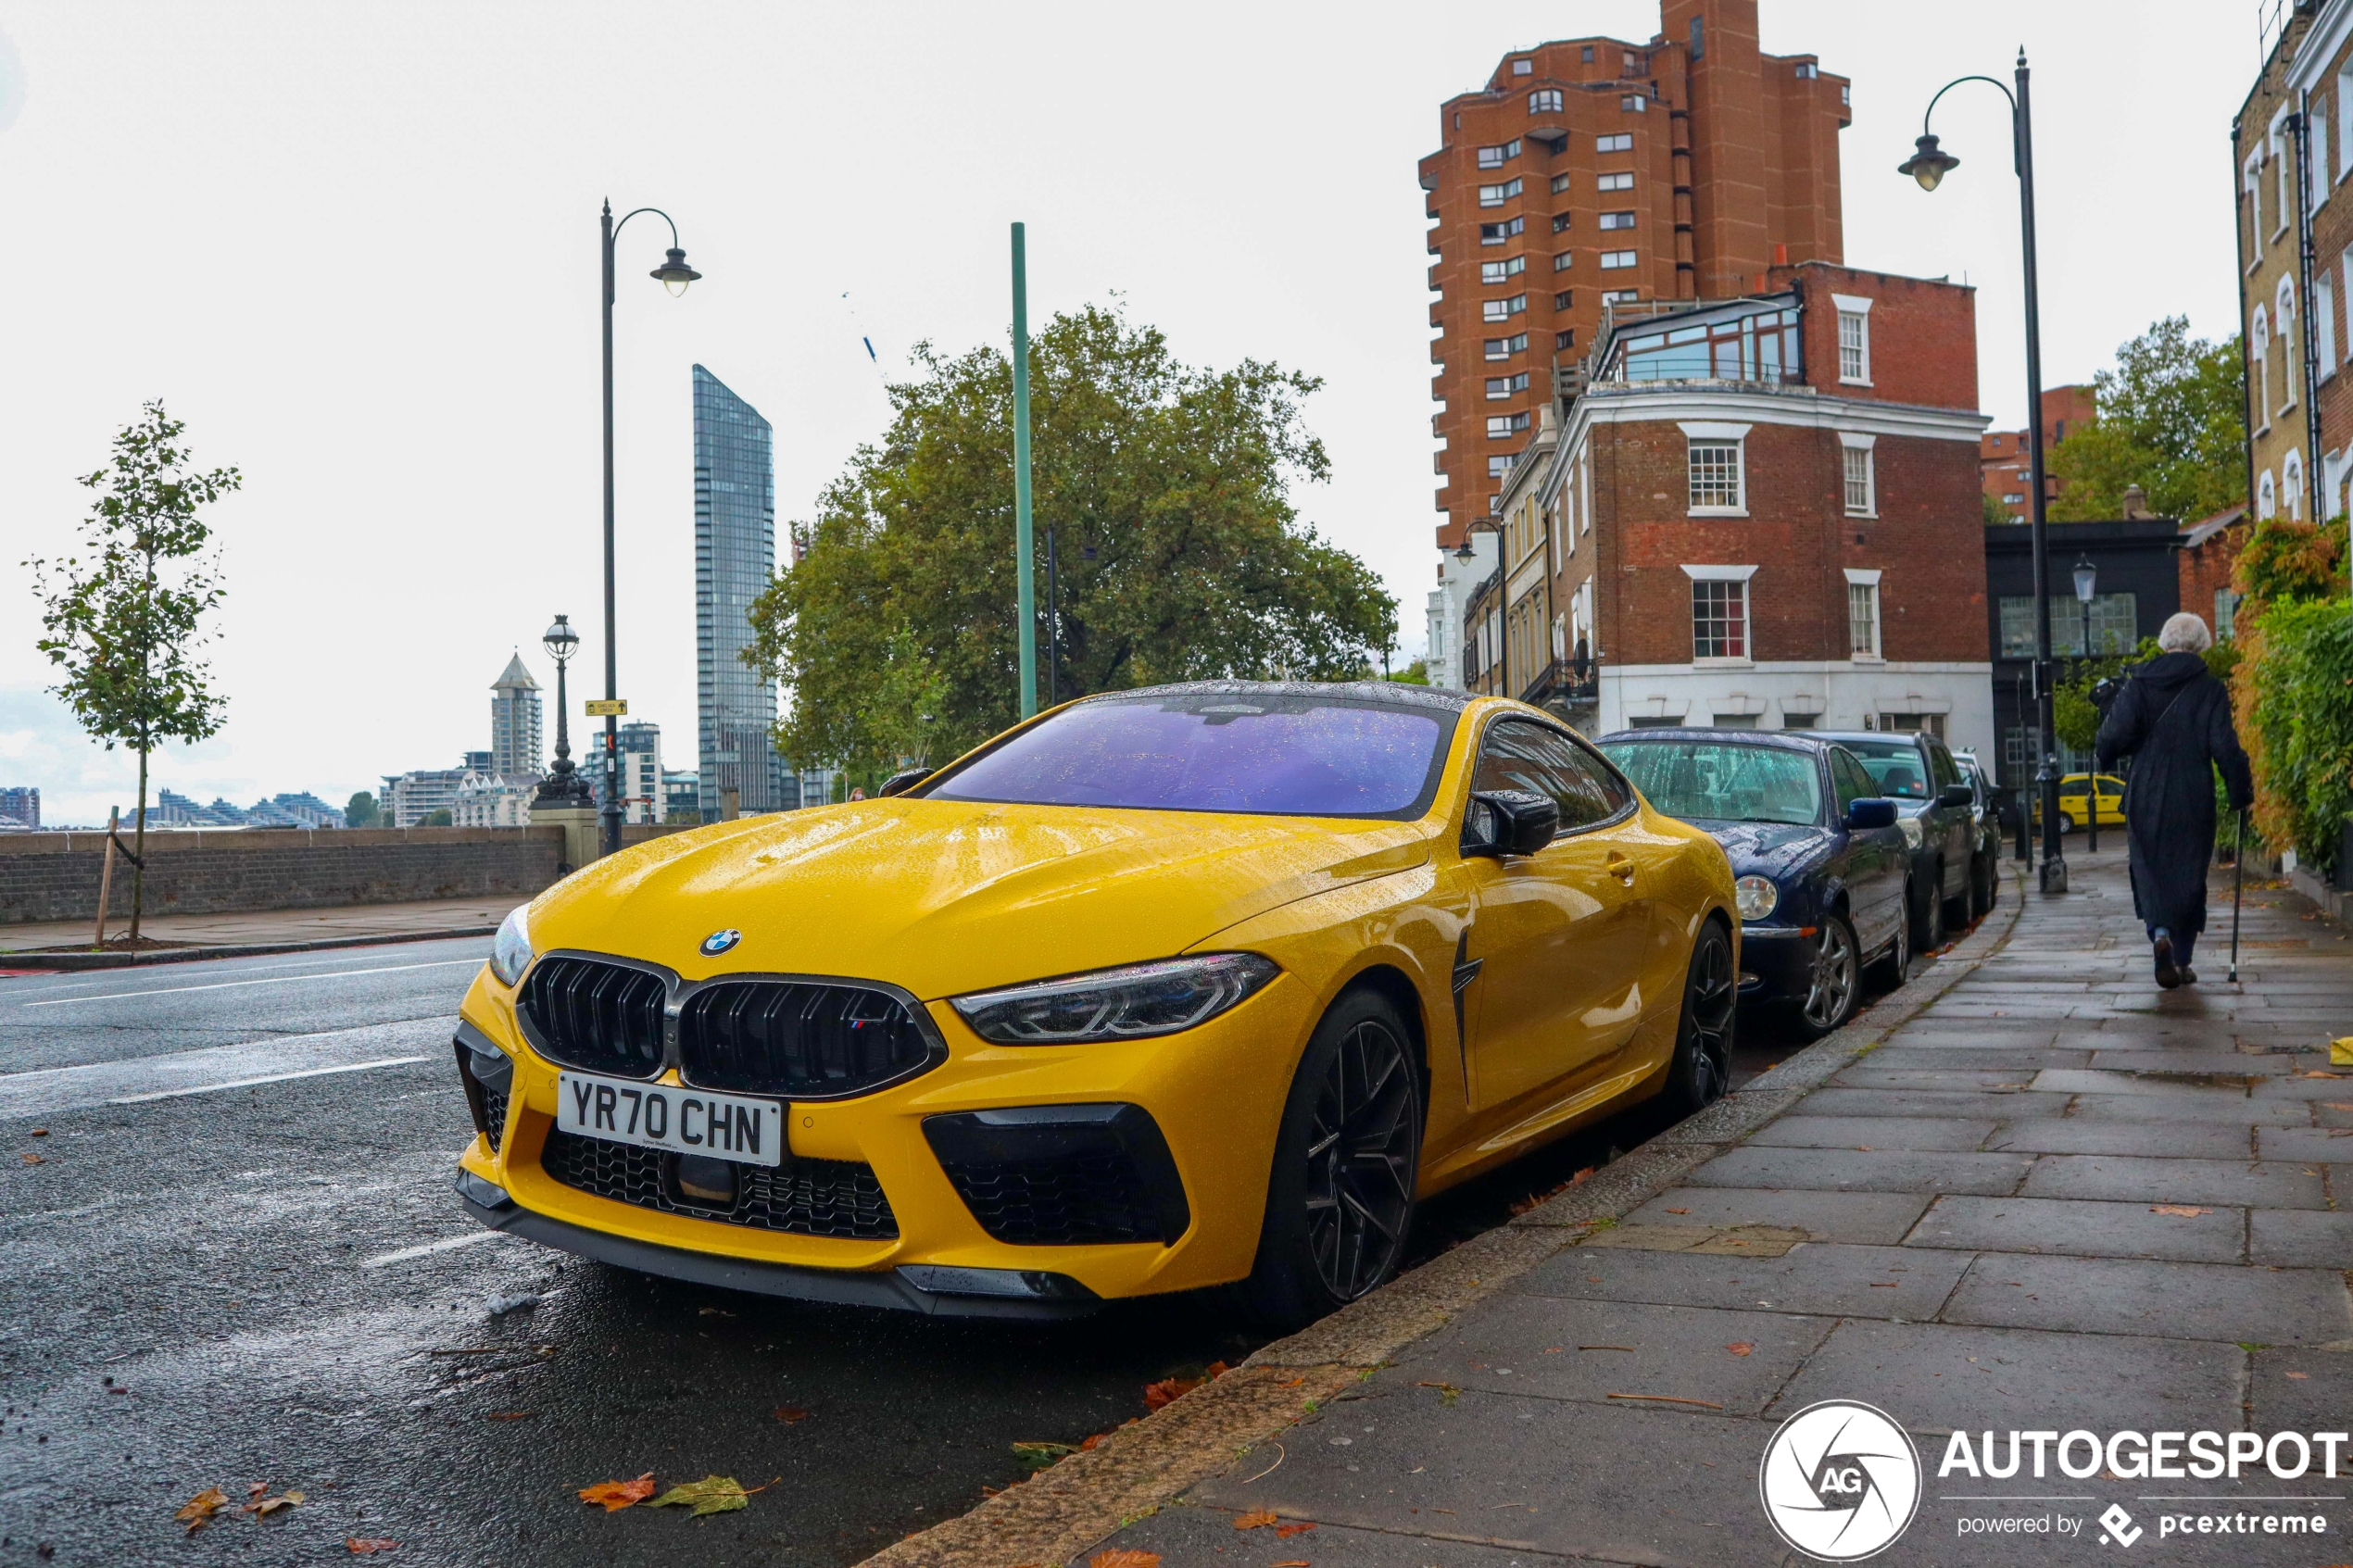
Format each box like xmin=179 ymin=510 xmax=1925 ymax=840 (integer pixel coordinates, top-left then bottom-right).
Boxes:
xmin=555 ymin=1072 xmax=784 ymax=1168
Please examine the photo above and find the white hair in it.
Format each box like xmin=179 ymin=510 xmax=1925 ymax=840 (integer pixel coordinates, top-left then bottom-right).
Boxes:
xmin=2158 ymin=611 xmax=2214 ymax=653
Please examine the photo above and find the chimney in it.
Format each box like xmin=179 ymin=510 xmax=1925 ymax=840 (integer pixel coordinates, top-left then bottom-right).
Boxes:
xmin=1774 ymin=243 xmax=1789 ymax=265
xmin=2121 ymin=483 xmax=2151 ymax=520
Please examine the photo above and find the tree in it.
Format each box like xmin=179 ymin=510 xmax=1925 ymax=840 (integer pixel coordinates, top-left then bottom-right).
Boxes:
xmin=345 ymin=791 xmax=378 ymax=828
xmin=1980 ymin=491 xmax=2014 ymax=528
xmin=746 ymin=305 xmax=1398 ymax=776
xmin=1387 ymin=658 xmax=1430 ymax=685
xmin=420 ymin=808 xmax=454 ymax=827
xmin=27 ymin=402 xmax=236 ymax=940
xmin=2048 ymin=318 xmax=2246 ymax=522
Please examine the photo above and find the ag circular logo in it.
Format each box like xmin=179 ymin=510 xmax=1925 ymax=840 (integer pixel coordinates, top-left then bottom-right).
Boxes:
xmin=1758 ymin=1399 xmax=1921 ymax=1562
xmin=698 ymin=928 xmax=742 ymax=957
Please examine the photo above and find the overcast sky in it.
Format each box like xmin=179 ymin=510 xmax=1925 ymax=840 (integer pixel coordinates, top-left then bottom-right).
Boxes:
xmin=0 ymin=1 xmax=2259 ymax=826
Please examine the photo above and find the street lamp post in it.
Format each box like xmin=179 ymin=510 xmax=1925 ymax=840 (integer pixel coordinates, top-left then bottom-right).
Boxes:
xmin=1900 ymin=50 xmax=2068 ymax=894
xmin=2072 ymin=555 xmax=2098 ymax=853
xmin=598 ymin=199 xmax=701 ymax=858
xmin=534 ymin=615 xmax=591 ymax=807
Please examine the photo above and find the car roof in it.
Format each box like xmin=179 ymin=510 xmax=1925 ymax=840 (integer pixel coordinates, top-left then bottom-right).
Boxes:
xmin=1090 ymin=679 xmax=1474 ymax=713
xmin=1799 ymin=729 xmax=1940 ymax=750
xmin=1598 ymin=728 xmax=1830 ymax=754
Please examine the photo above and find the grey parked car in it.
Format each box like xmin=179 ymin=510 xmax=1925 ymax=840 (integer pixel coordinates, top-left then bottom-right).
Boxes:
xmin=1799 ymin=729 xmax=1978 ymax=949
xmin=1951 ymin=750 xmax=2004 ymax=918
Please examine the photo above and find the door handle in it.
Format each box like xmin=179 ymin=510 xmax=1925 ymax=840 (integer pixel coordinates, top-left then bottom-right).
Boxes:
xmin=1605 ymin=852 xmax=1636 ymax=884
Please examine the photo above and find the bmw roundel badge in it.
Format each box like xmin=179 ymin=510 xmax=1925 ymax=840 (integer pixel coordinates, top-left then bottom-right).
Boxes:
xmin=699 ymin=928 xmax=742 ymax=957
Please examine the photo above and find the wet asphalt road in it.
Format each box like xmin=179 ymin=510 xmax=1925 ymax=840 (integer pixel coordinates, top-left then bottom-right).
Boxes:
xmin=0 ymin=936 xmax=1881 ymax=1567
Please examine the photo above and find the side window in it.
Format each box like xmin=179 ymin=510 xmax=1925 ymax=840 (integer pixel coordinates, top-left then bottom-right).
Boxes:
xmin=1831 ymin=749 xmax=1871 ymax=813
xmin=1928 ymin=742 xmax=1960 ymax=792
xmin=1470 ymin=720 xmax=1627 ymax=833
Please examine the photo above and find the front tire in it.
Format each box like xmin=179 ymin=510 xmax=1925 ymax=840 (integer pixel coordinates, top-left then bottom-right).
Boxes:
xmin=1233 ymin=988 xmax=1423 ymax=1330
xmin=1912 ymin=869 xmax=1945 ymax=951
xmin=1793 ymin=913 xmax=1860 ymax=1040
xmin=1969 ymin=852 xmax=1994 ymax=920
xmin=1868 ymin=899 xmax=1911 ymax=989
xmin=1662 ymin=921 xmax=1735 ymax=1115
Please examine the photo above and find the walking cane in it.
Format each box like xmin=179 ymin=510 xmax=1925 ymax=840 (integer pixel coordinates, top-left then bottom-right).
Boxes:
xmin=2227 ymin=808 xmax=2246 ymax=985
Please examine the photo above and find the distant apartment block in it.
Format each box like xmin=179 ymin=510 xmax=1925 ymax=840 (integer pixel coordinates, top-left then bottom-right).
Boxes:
xmin=1979 ymin=384 xmax=2094 ymax=521
xmin=382 ymin=765 xmax=469 ymax=827
xmin=693 ymin=365 xmax=789 ymax=820
xmin=489 ymin=653 xmax=545 ymax=780
xmin=143 ymin=790 xmax=346 ymax=829
xmin=1421 ymin=0 xmax=1850 ymax=550
xmin=0 ymin=786 xmax=37 ymax=830
xmin=661 ymin=767 xmax=700 ymax=823
xmin=453 ymin=770 xmax=536 ymax=828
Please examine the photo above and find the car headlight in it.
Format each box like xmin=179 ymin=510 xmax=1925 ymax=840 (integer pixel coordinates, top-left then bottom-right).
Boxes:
xmin=489 ymin=904 xmax=534 ymax=988
xmin=1734 ymin=875 xmax=1780 ymax=922
xmin=950 ymin=953 xmax=1279 ymax=1045
xmin=1898 ymin=816 xmax=1924 ymax=849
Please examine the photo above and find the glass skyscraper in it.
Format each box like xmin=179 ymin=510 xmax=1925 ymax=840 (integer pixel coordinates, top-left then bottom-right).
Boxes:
xmin=692 ymin=365 xmax=788 ymax=818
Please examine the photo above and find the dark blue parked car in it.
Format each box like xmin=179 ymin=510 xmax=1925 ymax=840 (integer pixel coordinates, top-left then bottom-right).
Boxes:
xmin=1600 ymin=729 xmax=1911 ymax=1038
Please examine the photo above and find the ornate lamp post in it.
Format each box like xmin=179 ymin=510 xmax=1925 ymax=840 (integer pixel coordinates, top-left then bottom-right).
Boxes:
xmin=534 ymin=615 xmax=591 ymax=807
xmin=598 ymin=200 xmax=701 ymax=857
xmin=1900 ymin=50 xmax=2068 ymax=894
xmin=2071 ymin=555 xmax=2099 ymax=853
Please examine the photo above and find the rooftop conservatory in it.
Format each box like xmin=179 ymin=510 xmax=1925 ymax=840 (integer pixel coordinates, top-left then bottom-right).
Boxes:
xmin=1597 ymin=295 xmax=1805 ymax=385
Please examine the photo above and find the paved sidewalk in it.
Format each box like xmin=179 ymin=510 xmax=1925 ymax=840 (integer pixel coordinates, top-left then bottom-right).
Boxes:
xmin=1078 ymin=849 xmax=2353 ymax=1566
xmin=0 ymin=894 xmax=510 ymax=955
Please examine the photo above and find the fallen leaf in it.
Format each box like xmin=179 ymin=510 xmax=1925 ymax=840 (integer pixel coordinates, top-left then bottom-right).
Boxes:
xmin=2151 ymin=1205 xmax=2209 ymax=1217
xmin=1726 ymin=1342 xmax=1754 ymax=1357
xmin=20 ymin=1153 xmax=43 ymax=1165
xmin=1205 ymin=1360 xmax=1229 ymax=1379
xmin=346 ymin=1541 xmax=398 ymax=1556
xmin=576 ymin=1473 xmax=656 ymax=1512
xmin=1664 ymin=1208 xmax=1690 ymax=1215
xmin=175 ymin=1488 xmax=227 ymax=1535
xmin=1869 ymin=1282 xmax=1898 ymax=1288
xmin=1142 ymin=1375 xmax=1202 ymax=1411
xmin=1088 ymin=1551 xmax=1161 ymax=1568
xmin=244 ymin=1491 xmax=304 ymax=1516
xmin=1277 ymin=1376 xmax=1305 ymax=1388
xmin=645 ymin=1474 xmax=754 ymax=1517
xmin=1233 ymin=1510 xmax=1278 ymax=1529
xmin=1856 ymin=1146 xmax=1875 ymax=1152
xmin=1273 ymin=1562 xmax=1312 ymax=1568
xmin=29 ymin=1128 xmax=45 ymax=1135
xmin=1572 ymin=1166 xmax=1593 ymax=1185
xmin=2288 ymin=1371 xmax=2311 ymax=1380
xmin=1275 ymin=1521 xmax=1317 ymax=1538
xmin=1011 ymin=1442 xmax=1077 ymax=1473
xmin=1416 ymin=1380 xmax=1461 ymax=1405
xmin=2328 ymin=1103 xmax=2353 ymax=1112
xmin=774 ymin=1406 xmax=810 ymax=1424
xmin=247 ymin=1483 xmax=268 ymax=1499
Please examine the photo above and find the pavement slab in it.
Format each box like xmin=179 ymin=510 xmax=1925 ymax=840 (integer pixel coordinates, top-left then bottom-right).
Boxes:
xmin=1746 ymin=1114 xmax=1999 ymax=1151
xmin=1681 ymin=1145 xmax=2035 ymax=1196
xmin=2255 ymin=1124 xmax=2353 ymax=1160
xmin=2247 ymin=1208 xmax=2353 ymax=1268
xmin=1765 ymin=1319 xmax=2246 ymax=1435
xmin=1517 ymin=1239 xmax=1974 ymax=1321
xmin=2066 ymin=1092 xmax=2313 ymax=1125
xmin=1939 ymin=1253 xmax=2353 ymax=1344
xmin=1623 ymin=1186 xmax=1933 ymax=1244
xmin=2017 ymin=1154 xmax=2328 ymax=1209
xmin=1984 ymin=1119 xmax=2260 ymax=1159
xmin=1795 ymin=1087 xmax=2075 ymax=1119
xmin=1904 ymin=1195 xmax=2247 ymax=1263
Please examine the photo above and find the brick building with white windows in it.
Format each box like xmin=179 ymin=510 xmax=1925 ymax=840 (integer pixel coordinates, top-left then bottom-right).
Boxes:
xmin=1474 ymin=260 xmax=1993 ymax=750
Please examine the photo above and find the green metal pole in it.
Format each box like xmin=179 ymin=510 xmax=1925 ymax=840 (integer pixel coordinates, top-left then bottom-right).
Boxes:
xmin=1012 ymin=222 xmax=1038 ymax=719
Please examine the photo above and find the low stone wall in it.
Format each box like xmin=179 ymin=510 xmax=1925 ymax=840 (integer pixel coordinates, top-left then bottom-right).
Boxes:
xmin=0 ymin=826 xmax=569 ymax=925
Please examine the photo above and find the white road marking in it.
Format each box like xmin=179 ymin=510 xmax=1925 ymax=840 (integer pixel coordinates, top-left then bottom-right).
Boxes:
xmin=0 ymin=1016 xmax=459 ymax=1120
xmin=18 ymin=959 xmax=482 ymax=1007
xmin=107 ymin=1055 xmax=432 ymax=1103
xmin=360 ymin=1229 xmax=511 ymax=1268
xmin=4 ymin=946 xmax=490 ymax=995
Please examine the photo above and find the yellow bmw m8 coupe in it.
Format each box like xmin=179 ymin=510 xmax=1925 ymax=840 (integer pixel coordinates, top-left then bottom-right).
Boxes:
xmin=451 ymin=682 xmax=1736 ymax=1325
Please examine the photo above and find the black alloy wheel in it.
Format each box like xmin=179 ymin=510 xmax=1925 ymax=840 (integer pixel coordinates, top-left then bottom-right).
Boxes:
xmin=1663 ymin=922 xmax=1735 ymax=1115
xmin=1234 ymin=988 xmax=1424 ymax=1328
xmin=1969 ymin=852 xmax=1994 ymax=919
xmin=1796 ymin=913 xmax=1860 ymax=1039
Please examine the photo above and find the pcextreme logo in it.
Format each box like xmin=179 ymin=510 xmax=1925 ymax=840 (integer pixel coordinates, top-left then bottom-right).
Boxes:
xmin=1759 ymin=1399 xmax=1923 ymax=1562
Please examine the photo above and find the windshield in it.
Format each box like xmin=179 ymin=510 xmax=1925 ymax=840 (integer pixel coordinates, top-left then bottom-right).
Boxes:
xmin=1600 ymin=741 xmax=1822 ymax=827
xmin=1831 ymin=738 xmax=1931 ymax=800
xmin=923 ymin=693 xmax=1456 ymax=819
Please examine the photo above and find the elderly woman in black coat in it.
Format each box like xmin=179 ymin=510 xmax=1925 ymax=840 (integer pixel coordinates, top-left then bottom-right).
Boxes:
xmin=2095 ymin=612 xmax=2255 ymax=988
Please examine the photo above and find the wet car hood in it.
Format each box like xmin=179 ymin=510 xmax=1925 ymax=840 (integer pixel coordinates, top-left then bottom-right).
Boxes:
xmin=1695 ymin=819 xmax=1833 ymax=880
xmin=524 ymin=799 xmax=1432 ymax=1001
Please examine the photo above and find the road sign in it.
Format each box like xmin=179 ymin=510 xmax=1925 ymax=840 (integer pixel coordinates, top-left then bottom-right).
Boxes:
xmin=585 ymin=698 xmax=628 ymax=717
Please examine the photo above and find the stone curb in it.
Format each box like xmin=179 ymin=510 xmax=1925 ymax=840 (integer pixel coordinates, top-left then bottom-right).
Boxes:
xmin=0 ymin=924 xmax=497 ymax=970
xmin=855 ymin=877 xmax=2029 ymax=1568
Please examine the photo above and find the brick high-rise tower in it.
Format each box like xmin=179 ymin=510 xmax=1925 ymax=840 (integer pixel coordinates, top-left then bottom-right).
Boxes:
xmin=1421 ymin=0 xmax=1850 ymax=548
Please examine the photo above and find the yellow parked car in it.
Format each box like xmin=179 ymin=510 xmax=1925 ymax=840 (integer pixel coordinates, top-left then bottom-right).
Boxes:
xmin=2032 ymin=772 xmax=2126 ymax=834
xmin=451 ymin=683 xmax=1737 ymax=1326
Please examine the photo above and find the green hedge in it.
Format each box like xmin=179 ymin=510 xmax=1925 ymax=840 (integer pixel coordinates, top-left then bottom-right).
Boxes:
xmin=2242 ymin=596 xmax=2353 ymax=874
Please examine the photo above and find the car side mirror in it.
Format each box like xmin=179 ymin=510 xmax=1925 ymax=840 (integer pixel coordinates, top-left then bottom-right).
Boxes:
xmin=1940 ymin=784 xmax=1974 ymax=809
xmin=1464 ymin=789 xmax=1560 ymax=858
xmin=1846 ymin=797 xmax=1898 ymax=831
xmin=877 ymin=768 xmax=931 ymax=798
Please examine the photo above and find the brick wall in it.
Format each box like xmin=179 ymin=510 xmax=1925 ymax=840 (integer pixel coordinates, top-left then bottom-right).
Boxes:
xmin=0 ymin=827 xmax=569 ymax=926
xmin=1588 ymin=418 xmax=1988 ymax=666
xmin=1776 ymin=261 xmax=1978 ymax=410
xmin=2178 ymin=520 xmax=2250 ymax=633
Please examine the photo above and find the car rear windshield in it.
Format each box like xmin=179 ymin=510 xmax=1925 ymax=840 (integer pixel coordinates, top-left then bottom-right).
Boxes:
xmin=921 ymin=693 xmax=1457 ymax=819
xmin=1831 ymin=738 xmax=1931 ymax=799
xmin=1600 ymin=740 xmax=1822 ymax=827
